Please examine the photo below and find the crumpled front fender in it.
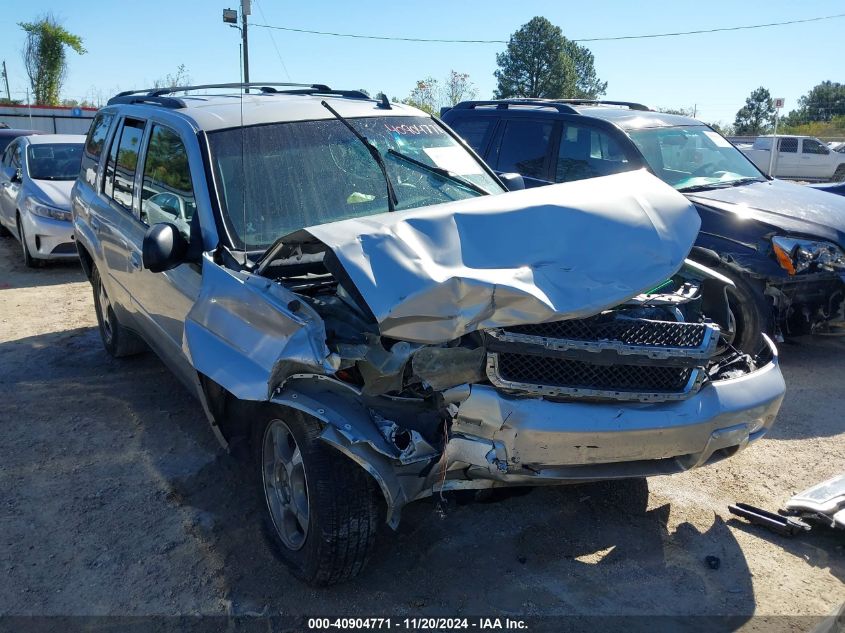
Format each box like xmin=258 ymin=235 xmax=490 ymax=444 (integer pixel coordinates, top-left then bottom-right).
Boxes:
xmin=184 ymin=256 xmax=335 ymax=401
xmin=270 ymin=376 xmax=412 ymax=527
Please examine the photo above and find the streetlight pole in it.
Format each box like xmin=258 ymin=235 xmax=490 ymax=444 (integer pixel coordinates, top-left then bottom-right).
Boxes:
xmin=241 ymin=0 xmax=251 ymax=92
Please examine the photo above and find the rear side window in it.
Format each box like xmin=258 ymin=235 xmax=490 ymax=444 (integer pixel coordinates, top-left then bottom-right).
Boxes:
xmin=495 ymin=119 xmax=553 ymax=180
xmin=103 ymin=118 xmax=146 ymax=211
xmin=81 ymin=113 xmax=114 ymax=187
xmin=779 ymin=138 xmax=798 ymax=153
xmin=140 ymin=124 xmax=196 ymax=239
xmin=556 ymin=124 xmax=633 ymax=183
xmin=447 ymin=118 xmax=495 ymax=155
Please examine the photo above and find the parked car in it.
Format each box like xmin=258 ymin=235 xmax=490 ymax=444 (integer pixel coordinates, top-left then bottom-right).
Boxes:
xmin=442 ymin=100 xmax=845 ymax=342
xmin=72 ymin=84 xmax=784 ymax=585
xmin=740 ymin=135 xmax=845 ymax=181
xmin=0 ymin=133 xmax=85 ymax=266
xmin=0 ymin=127 xmax=44 ymax=154
xmin=810 ymin=181 xmax=845 ymax=197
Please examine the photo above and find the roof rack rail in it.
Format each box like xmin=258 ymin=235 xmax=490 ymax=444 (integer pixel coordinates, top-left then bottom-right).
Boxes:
xmin=451 ymin=99 xmax=579 ymax=114
xmin=553 ymin=99 xmax=651 ymax=111
xmin=106 ymin=83 xmax=373 ymax=108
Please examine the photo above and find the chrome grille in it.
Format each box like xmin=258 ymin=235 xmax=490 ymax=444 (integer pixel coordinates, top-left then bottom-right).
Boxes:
xmin=506 ymin=317 xmax=708 ymax=348
xmin=486 ymin=315 xmax=717 ymax=402
xmin=494 ymin=352 xmax=695 ymax=394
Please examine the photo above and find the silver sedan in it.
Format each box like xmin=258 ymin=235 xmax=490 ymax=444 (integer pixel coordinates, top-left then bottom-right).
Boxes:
xmin=0 ymin=133 xmax=86 ymax=266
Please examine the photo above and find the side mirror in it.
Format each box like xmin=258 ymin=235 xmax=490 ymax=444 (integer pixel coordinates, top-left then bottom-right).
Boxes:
xmin=11 ymin=168 xmax=22 ymax=183
xmin=142 ymin=222 xmax=188 ymax=273
xmin=499 ymin=172 xmax=525 ymax=191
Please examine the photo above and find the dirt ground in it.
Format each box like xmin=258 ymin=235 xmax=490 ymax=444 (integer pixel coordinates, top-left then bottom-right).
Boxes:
xmin=0 ymin=237 xmax=842 ymax=627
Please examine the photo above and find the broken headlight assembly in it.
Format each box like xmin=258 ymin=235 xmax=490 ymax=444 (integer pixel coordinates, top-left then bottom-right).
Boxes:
xmin=771 ymin=236 xmax=845 ymax=275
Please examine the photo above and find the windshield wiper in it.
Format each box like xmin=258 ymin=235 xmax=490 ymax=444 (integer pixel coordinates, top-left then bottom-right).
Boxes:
xmin=679 ymin=177 xmax=764 ymax=193
xmin=386 ymin=149 xmax=489 ymax=195
xmin=320 ymin=100 xmax=397 ymax=212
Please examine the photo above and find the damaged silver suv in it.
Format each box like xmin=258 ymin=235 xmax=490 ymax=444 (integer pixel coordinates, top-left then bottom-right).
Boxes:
xmin=72 ymin=83 xmax=786 ymax=585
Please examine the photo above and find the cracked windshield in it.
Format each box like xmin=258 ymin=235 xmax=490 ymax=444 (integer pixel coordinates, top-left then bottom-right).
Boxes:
xmin=209 ymin=116 xmax=502 ymax=250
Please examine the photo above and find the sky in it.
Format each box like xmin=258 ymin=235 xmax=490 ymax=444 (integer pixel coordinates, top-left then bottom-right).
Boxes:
xmin=1 ymin=0 xmax=843 ymax=125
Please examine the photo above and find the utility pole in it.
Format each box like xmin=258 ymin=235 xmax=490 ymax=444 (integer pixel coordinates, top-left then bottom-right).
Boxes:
xmin=1 ymin=61 xmax=10 ymax=102
xmin=241 ymin=0 xmax=251 ymax=92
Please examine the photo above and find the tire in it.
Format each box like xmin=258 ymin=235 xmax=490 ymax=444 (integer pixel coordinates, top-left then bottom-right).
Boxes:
xmin=716 ymin=265 xmax=772 ymax=355
xmin=0 ymin=223 xmax=10 ymax=238
xmin=254 ymin=408 xmax=381 ymax=586
xmin=91 ymin=265 xmax=146 ymax=357
xmin=17 ymin=215 xmax=37 ymax=268
xmin=834 ymin=165 xmax=845 ymax=182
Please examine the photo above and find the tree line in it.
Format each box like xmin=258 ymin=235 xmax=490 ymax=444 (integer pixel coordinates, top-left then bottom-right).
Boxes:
xmin=732 ymin=83 xmax=845 ymax=137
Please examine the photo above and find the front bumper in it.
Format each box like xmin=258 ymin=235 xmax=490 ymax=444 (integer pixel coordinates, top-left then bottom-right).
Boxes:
xmin=21 ymin=211 xmax=77 ymax=260
xmin=439 ymin=335 xmax=784 ymax=485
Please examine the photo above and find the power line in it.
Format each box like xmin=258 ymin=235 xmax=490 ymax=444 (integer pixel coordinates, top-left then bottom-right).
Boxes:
xmin=253 ymin=0 xmax=292 ymax=81
xmin=252 ymin=12 xmax=845 ymax=44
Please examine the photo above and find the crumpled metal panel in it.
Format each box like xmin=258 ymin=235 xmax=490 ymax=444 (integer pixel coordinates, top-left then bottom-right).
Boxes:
xmin=184 ymin=255 xmax=335 ymax=401
xmin=305 ymin=170 xmax=700 ymax=344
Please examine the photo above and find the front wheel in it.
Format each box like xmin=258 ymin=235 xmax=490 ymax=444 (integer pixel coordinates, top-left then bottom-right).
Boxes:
xmin=834 ymin=165 xmax=845 ymax=182
xmin=17 ymin=216 xmax=37 ymax=268
xmin=716 ymin=265 xmax=772 ymax=354
xmin=254 ymin=409 xmax=381 ymax=586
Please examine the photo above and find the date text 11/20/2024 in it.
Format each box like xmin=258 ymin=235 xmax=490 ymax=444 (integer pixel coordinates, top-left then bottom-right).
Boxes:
xmin=307 ymin=618 xmax=529 ymax=630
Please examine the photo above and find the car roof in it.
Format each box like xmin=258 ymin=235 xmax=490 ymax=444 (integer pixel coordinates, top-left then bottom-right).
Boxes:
xmin=571 ymin=106 xmax=704 ymax=130
xmin=104 ymin=90 xmax=428 ymax=132
xmin=25 ymin=134 xmax=86 ymax=144
xmin=447 ymin=100 xmax=706 ymax=131
xmin=0 ymin=129 xmax=45 ymax=138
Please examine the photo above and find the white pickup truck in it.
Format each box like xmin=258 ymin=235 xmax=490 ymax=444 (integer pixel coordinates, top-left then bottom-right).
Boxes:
xmin=740 ymin=135 xmax=845 ymax=182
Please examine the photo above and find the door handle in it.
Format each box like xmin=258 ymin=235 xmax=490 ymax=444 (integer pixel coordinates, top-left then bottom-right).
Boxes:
xmin=90 ymin=216 xmax=101 ymax=232
xmin=129 ymin=252 xmax=142 ymax=270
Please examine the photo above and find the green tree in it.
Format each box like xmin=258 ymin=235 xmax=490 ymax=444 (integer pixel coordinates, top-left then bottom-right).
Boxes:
xmin=783 ymin=81 xmax=845 ymax=125
xmin=19 ymin=15 xmax=86 ymax=106
xmin=403 ymin=70 xmax=478 ymax=114
xmin=443 ymin=70 xmax=477 ymax=106
xmin=706 ymin=121 xmax=734 ymax=136
xmin=403 ymin=77 xmax=440 ymax=115
xmin=153 ymin=64 xmax=191 ymax=91
xmin=494 ymin=17 xmax=605 ymax=99
xmin=561 ymin=39 xmax=607 ymax=99
xmin=733 ymin=87 xmax=775 ymax=135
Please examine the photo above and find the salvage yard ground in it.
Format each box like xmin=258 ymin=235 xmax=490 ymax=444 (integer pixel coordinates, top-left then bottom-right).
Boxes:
xmin=0 ymin=238 xmax=842 ymax=624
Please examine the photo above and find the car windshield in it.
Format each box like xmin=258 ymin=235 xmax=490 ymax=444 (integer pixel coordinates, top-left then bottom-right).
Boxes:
xmin=26 ymin=143 xmax=84 ymax=181
xmin=627 ymin=125 xmax=765 ymax=191
xmin=208 ymin=116 xmax=503 ymax=250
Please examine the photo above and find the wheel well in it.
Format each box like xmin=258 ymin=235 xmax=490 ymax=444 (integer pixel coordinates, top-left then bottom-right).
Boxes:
xmin=198 ymin=373 xmax=258 ymax=448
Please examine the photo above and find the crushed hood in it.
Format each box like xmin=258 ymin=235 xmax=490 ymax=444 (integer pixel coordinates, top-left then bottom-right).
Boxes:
xmin=300 ymin=170 xmax=700 ymax=344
